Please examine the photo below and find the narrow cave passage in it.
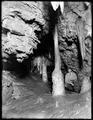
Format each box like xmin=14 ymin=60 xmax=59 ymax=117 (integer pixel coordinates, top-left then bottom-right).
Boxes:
xmin=2 ymin=1 xmax=91 ymax=119
xmin=2 ymin=26 xmax=91 ymax=119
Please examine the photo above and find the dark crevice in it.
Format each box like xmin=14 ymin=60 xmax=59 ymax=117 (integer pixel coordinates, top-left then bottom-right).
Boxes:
xmin=12 ymin=11 xmax=21 ymax=15
xmin=3 ymin=54 xmax=31 ymax=78
xmin=11 ymin=31 xmax=25 ymax=36
xmin=2 ymin=27 xmax=10 ymax=35
xmin=16 ymin=14 xmax=43 ymax=32
xmin=84 ymin=3 xmax=89 ymax=10
xmin=17 ymin=14 xmax=35 ymax=24
xmin=75 ymin=36 xmax=83 ymax=69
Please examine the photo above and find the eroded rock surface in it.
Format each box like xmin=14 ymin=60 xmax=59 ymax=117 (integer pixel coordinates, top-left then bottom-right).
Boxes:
xmin=57 ymin=2 xmax=91 ymax=92
xmin=2 ymin=1 xmax=51 ymax=62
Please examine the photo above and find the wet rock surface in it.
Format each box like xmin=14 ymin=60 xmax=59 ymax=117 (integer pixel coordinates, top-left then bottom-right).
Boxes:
xmin=2 ymin=70 xmax=91 ymax=118
xmin=2 ymin=2 xmax=91 ymax=119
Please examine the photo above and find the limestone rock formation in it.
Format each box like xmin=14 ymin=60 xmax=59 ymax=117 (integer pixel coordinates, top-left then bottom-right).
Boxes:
xmin=2 ymin=1 xmax=91 ymax=95
xmin=2 ymin=2 xmax=91 ymax=118
xmin=57 ymin=2 xmax=91 ymax=92
xmin=2 ymin=1 xmax=51 ymax=62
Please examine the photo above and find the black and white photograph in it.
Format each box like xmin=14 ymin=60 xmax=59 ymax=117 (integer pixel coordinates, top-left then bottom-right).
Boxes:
xmin=2 ymin=1 xmax=91 ymax=118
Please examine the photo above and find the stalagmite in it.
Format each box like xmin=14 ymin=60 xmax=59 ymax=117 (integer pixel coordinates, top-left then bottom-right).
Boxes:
xmin=42 ymin=57 xmax=48 ymax=83
xmin=51 ymin=1 xmax=65 ymax=96
xmin=52 ymin=25 xmax=65 ymax=96
xmin=33 ymin=56 xmax=48 ymax=83
xmin=80 ymin=77 xmax=91 ymax=93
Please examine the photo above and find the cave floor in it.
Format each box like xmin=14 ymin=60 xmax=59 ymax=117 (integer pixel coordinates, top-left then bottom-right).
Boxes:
xmin=2 ymin=72 xmax=91 ymax=118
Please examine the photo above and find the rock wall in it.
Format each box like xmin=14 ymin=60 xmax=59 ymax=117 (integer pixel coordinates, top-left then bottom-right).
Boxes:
xmin=57 ymin=2 xmax=91 ymax=91
xmin=2 ymin=1 xmax=52 ymax=62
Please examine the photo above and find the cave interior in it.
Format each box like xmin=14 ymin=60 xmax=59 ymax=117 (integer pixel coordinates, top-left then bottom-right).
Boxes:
xmin=2 ymin=1 xmax=91 ymax=118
